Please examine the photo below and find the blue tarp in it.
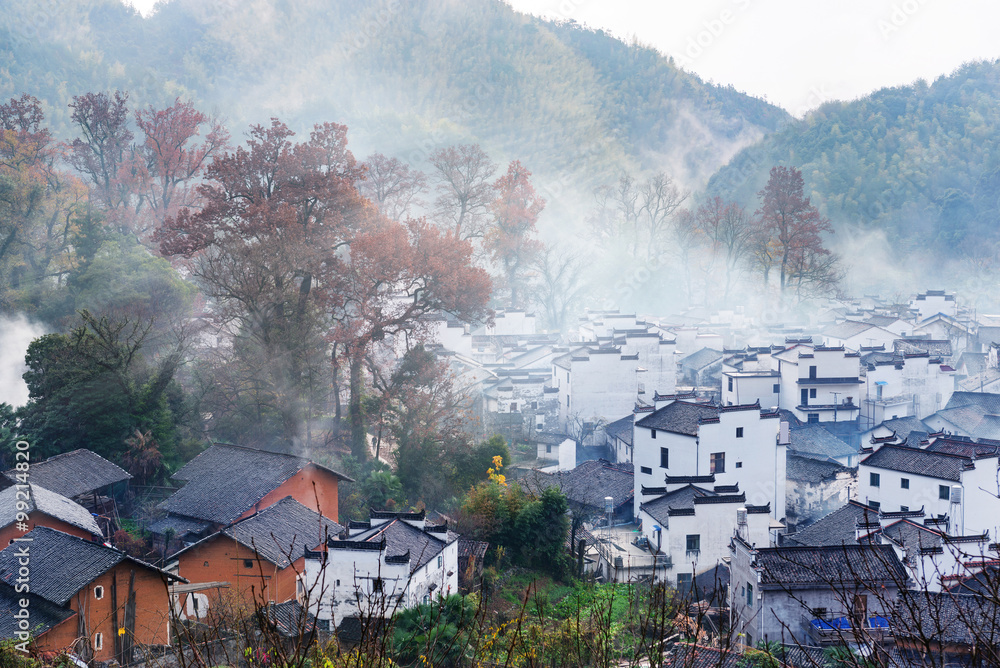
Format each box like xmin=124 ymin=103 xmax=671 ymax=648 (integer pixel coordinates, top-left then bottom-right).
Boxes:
xmin=810 ymin=615 xmax=890 ymax=631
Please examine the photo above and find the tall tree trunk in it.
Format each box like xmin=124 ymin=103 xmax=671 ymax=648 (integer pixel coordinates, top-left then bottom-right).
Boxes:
xmin=349 ymin=349 xmax=367 ymax=459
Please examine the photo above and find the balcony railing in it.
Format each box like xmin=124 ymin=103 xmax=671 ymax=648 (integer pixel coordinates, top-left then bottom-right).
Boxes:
xmin=803 ymin=613 xmax=892 ymax=645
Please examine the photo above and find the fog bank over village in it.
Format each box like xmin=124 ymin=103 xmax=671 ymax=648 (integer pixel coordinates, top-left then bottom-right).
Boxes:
xmin=3 ymin=1 xmax=1000 ymax=667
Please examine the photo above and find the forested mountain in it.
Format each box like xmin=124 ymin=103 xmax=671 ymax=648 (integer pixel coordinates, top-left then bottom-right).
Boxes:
xmin=0 ymin=0 xmax=787 ymax=226
xmin=707 ymin=60 xmax=1000 ymax=262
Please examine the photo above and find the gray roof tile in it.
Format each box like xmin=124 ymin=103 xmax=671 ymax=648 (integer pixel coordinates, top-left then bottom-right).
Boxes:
xmin=786 ymin=454 xmax=852 ymax=483
xmin=0 ymin=527 xmax=182 ymax=606
xmin=0 ymin=582 xmax=75 ymax=638
xmin=161 ymin=444 xmax=350 ymax=525
xmin=0 ymin=484 xmax=102 ymax=537
xmin=861 ymin=445 xmax=970 ymax=482
xmin=635 ymin=401 xmax=719 ymax=436
xmin=789 ymin=425 xmax=857 ymax=461
xmin=753 ymin=543 xmax=907 ymax=587
xmin=4 ymin=449 xmax=130 ymax=499
xmin=786 ymin=501 xmax=875 ymax=547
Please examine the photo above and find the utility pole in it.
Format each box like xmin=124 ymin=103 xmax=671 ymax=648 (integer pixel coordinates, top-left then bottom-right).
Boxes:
xmin=832 ymin=391 xmax=840 ymax=423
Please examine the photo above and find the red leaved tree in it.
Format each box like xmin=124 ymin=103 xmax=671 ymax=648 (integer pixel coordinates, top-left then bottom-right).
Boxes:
xmin=484 ymin=160 xmax=544 ymax=308
xmin=136 ymin=98 xmax=229 ymax=238
xmin=755 ymin=166 xmax=838 ymax=297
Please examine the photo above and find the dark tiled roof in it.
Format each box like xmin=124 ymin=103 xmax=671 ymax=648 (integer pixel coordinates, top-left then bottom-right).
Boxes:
xmin=4 ymin=449 xmax=130 ymax=499
xmin=877 ymin=416 xmax=930 ymax=440
xmin=635 ymin=401 xmax=719 ymax=436
xmin=0 ymin=527 xmax=183 ymax=606
xmin=788 ymin=425 xmax=856 ymax=461
xmin=786 ymin=454 xmax=852 ymax=483
xmin=522 ymin=460 xmax=633 ymax=510
xmin=263 ymin=600 xmax=316 ymax=638
xmin=945 ymin=391 xmax=1000 ymax=416
xmin=147 ymin=515 xmax=212 ymax=537
xmin=640 ymin=485 xmax=717 ymax=526
xmin=605 ymin=414 xmax=634 ymax=447
xmin=458 ymin=539 xmax=488 ymax=560
xmin=822 ymin=320 xmax=880 ymax=339
xmin=786 ymin=501 xmax=876 ymax=547
xmin=753 ymin=543 xmax=907 ymax=588
xmin=932 ymin=406 xmax=990 ymax=436
xmin=927 ymin=436 xmax=1000 ymax=458
xmin=0 ymin=484 xmax=101 ymax=537
xmin=161 ymin=444 xmax=350 ymax=525
xmin=861 ymin=445 xmax=970 ymax=482
xmin=351 ymin=519 xmax=455 ymax=574
xmin=174 ymin=497 xmax=343 ymax=568
xmin=893 ymin=338 xmax=952 ymax=357
xmin=895 ymin=591 xmax=1000 ymax=646
xmin=877 ymin=519 xmax=943 ymax=552
xmin=665 ymin=644 xmax=745 ymax=668
xmin=678 ymin=348 xmax=723 ymax=371
xmin=0 ymin=582 xmax=75 ymax=639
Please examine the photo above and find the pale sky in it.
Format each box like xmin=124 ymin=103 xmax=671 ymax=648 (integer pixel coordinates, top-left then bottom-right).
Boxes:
xmin=126 ymin=0 xmax=1000 ymax=115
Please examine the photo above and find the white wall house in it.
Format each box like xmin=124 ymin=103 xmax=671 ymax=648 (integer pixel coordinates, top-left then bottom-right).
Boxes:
xmin=910 ymin=290 xmax=957 ymax=321
xmin=861 ymin=352 xmax=955 ymax=426
xmin=722 ymin=370 xmax=781 ymax=408
xmin=858 ymin=446 xmax=1000 ymax=538
xmin=632 ymin=400 xmax=786 ymax=522
xmin=554 ymin=346 xmax=639 ymax=435
xmin=302 ymin=512 xmax=459 ymax=629
xmin=821 ymin=321 xmax=898 ymax=351
xmin=776 ymin=345 xmax=863 ymax=424
xmin=638 ymin=488 xmax=770 ymax=587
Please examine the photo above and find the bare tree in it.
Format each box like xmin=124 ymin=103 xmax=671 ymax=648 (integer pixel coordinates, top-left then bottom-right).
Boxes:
xmin=359 ymin=152 xmax=427 ymax=221
xmin=429 ymin=144 xmax=496 ymax=240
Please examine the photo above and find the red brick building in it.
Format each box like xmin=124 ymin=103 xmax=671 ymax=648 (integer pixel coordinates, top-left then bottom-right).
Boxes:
xmin=0 ymin=483 xmax=104 ymax=547
xmin=0 ymin=527 xmax=183 ymax=663
xmin=169 ymin=497 xmax=342 ymax=617
xmin=149 ymin=444 xmax=351 ymax=556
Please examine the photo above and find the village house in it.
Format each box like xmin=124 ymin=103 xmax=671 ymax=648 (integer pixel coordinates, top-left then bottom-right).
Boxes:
xmin=0 ymin=527 xmax=183 ymax=664
xmin=4 ymin=449 xmax=131 ymax=535
xmin=924 ymin=391 xmax=1000 ymax=440
xmin=859 ymin=345 xmax=955 ymax=426
xmin=632 ymin=400 xmax=786 ymax=521
xmin=729 ymin=535 xmax=907 ymax=648
xmin=857 ymin=444 xmax=1000 ymax=537
xmin=787 ymin=423 xmax=859 ymax=467
xmin=909 ymin=289 xmax=958 ymax=321
xmin=150 ymin=444 xmax=351 ymax=556
xmin=677 ymin=347 xmax=724 ymax=389
xmin=168 ymin=497 xmax=343 ymax=619
xmin=894 ymin=590 xmax=1000 ymax=665
xmin=0 ymin=483 xmax=103 ymax=547
xmin=722 ymin=369 xmax=781 ymax=408
xmin=301 ymin=510 xmax=459 ymax=631
xmin=775 ymin=344 xmax=863 ymax=424
xmin=783 ymin=455 xmax=856 ymax=534
xmin=821 ymin=320 xmax=898 ymax=351
xmin=553 ymin=345 xmax=640 ymax=437
xmin=637 ymin=484 xmax=770 ymax=588
xmin=521 ymin=458 xmax=634 ymax=524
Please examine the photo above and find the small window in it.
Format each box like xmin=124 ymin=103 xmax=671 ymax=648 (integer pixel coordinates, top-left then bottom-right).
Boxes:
xmin=939 ymin=485 xmax=950 ymax=501
xmin=203 ymin=561 xmax=209 ymax=567
xmin=373 ymin=578 xmax=384 ymax=593
xmin=244 ymin=559 xmax=254 ymax=569
xmin=736 ymin=427 xmax=744 ymax=438
xmin=809 ymin=365 xmax=817 ymax=379
xmin=746 ymin=582 xmax=753 ymax=606
xmin=870 ymin=472 xmax=880 ymax=487
xmin=93 ymin=633 xmax=103 ymax=651
xmin=735 ymin=462 xmax=743 ymax=469
xmin=94 ymin=586 xmax=104 ymax=600
xmin=686 ymin=534 xmax=700 ymax=552
xmin=531 ymin=401 xmax=538 ymax=410
xmin=640 ymin=466 xmax=652 ymax=475
xmin=651 ymin=429 xmax=657 ymax=439
xmin=900 ymin=506 xmax=909 ymax=512
xmin=901 ymin=478 xmax=909 ymax=489
xmin=809 ymin=388 xmax=817 ymax=399
xmin=437 ymin=555 xmax=443 ymax=569
xmin=728 ymin=377 xmax=734 ymax=391
xmin=660 ymin=447 xmax=669 ymax=469
xmin=336 ymin=579 xmax=341 ymax=586
xmin=510 ymin=402 xmax=517 ymax=412
xmin=869 ymin=500 xmax=881 ymax=510
xmin=677 ymin=572 xmax=692 ymax=589
xmin=773 ymin=383 xmax=780 ymax=393
xmin=545 ymin=443 xmax=552 ymax=454
xmin=710 ymin=452 xmax=725 ymax=474
xmin=807 ymin=413 xmax=820 ymax=423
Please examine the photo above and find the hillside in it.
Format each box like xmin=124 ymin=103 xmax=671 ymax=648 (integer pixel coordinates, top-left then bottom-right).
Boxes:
xmin=706 ymin=60 xmax=1000 ymax=261
xmin=0 ymin=0 xmax=788 ymax=226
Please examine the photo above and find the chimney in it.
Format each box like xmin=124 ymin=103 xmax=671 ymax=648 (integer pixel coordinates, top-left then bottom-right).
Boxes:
xmin=778 ymin=421 xmax=790 ymax=445
xmin=737 ymin=507 xmax=748 ymax=540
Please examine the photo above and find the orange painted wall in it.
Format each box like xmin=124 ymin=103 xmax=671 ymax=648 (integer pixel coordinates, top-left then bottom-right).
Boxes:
xmin=175 ymin=535 xmax=308 ymax=610
xmin=0 ymin=513 xmax=97 ymax=549
xmin=239 ymin=465 xmax=340 ymax=522
xmin=33 ymin=562 xmax=172 ymax=662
